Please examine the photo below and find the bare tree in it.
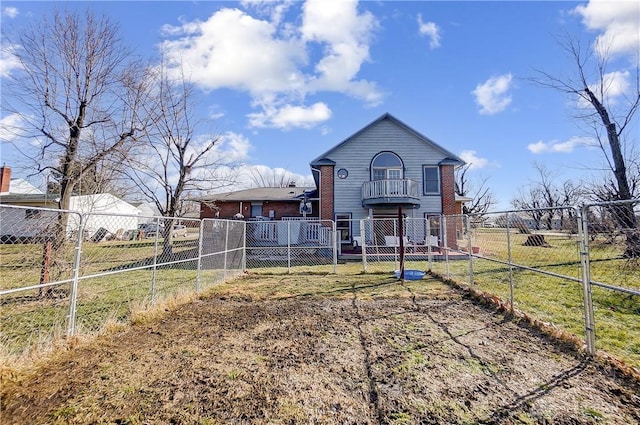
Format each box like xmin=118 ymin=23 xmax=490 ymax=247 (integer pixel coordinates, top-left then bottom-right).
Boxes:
xmin=455 ymin=164 xmax=497 ymax=219
xmin=45 ymin=157 xmax=136 ymax=201
xmin=125 ymin=64 xmax=234 ymax=256
xmin=2 ymin=10 xmax=150 ymax=293
xmin=589 ymin=159 xmax=640 ymax=202
xmin=558 ymin=179 xmax=585 ymax=232
xmin=532 ymin=34 xmax=640 ymax=256
xmin=512 ymin=186 xmax=545 ymax=231
xmin=2 ymin=10 xmax=149 ymax=233
xmin=248 ymin=167 xmax=298 ymax=188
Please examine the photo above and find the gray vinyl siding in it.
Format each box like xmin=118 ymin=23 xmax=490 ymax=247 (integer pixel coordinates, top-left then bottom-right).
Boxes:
xmin=327 ymin=119 xmax=447 ymax=228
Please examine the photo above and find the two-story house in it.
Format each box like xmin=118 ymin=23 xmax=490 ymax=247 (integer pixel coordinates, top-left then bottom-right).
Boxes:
xmin=198 ymin=113 xmax=466 ymax=250
xmin=309 ymin=113 xmax=465 ymax=249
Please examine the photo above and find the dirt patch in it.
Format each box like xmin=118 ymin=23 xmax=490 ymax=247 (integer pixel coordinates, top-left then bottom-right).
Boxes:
xmin=2 ymin=274 xmax=639 ymax=424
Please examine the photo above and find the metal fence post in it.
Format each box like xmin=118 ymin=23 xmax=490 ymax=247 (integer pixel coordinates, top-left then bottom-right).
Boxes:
xmin=332 ymin=221 xmax=338 ymax=273
xmin=466 ymin=215 xmax=474 ymax=287
xmin=67 ymin=213 xmax=84 ymax=337
xmin=287 ymin=221 xmax=291 ymax=273
xmin=196 ymin=220 xmax=204 ymax=292
xmin=393 ymin=218 xmax=399 ymax=271
xmin=442 ymin=216 xmax=450 ymax=279
xmin=360 ymin=220 xmax=368 ymax=272
xmin=150 ymin=218 xmax=160 ymax=304
xmin=506 ymin=212 xmax=514 ymax=311
xmin=242 ymin=221 xmax=247 ymax=272
xmin=578 ymin=205 xmax=596 ymax=355
xmin=224 ymin=220 xmax=229 ymax=281
xmin=427 ymin=218 xmax=432 ymax=271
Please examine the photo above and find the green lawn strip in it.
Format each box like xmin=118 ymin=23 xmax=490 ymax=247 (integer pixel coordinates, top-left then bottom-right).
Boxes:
xmin=1 ymin=267 xmax=229 ymax=356
xmin=444 ymin=258 xmax=640 ymax=371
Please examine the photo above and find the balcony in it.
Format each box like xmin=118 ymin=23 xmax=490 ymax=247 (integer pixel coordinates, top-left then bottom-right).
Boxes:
xmin=361 ymin=179 xmax=420 ymax=208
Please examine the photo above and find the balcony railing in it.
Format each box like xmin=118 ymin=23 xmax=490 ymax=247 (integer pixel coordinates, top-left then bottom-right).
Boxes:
xmin=361 ymin=179 xmax=420 ymax=206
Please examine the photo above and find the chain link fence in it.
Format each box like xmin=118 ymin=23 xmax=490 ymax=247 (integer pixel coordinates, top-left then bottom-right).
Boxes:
xmin=2 ymin=200 xmax=638 ymax=366
xmin=451 ymin=202 xmax=640 ymax=364
xmin=347 ymin=216 xmax=462 ymax=275
xmin=245 ymin=219 xmax=336 ymax=274
xmin=328 ymin=205 xmax=638 ymax=365
xmin=0 ymin=205 xmax=243 ymax=358
xmin=1 ymin=205 xmax=80 ymax=354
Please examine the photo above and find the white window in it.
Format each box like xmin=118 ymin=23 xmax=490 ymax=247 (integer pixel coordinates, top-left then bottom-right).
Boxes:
xmin=371 ymin=152 xmax=403 ymax=181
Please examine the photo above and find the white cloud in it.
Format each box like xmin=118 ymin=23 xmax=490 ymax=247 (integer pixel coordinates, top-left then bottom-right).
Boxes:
xmin=471 ymin=74 xmax=513 ymax=115
xmin=240 ymin=0 xmax=295 ymax=27
xmin=527 ymin=136 xmax=595 ymax=154
xmin=0 ymin=43 xmax=22 ymax=78
xmin=3 ymin=7 xmax=18 ymax=19
xmin=247 ymin=102 xmax=332 ymax=129
xmin=574 ymin=0 xmax=639 ymax=59
xmin=159 ymin=0 xmax=381 ymax=129
xmin=459 ymin=150 xmax=488 ymax=170
xmin=160 ymin=8 xmax=307 ymax=95
xmin=417 ymin=14 xmax=441 ymax=49
xmin=214 ymin=131 xmax=252 ymax=162
xmin=0 ymin=113 xmax=24 ymax=142
xmin=527 ymin=141 xmax=548 ymax=154
xmin=233 ymin=164 xmax=315 ymax=189
xmin=578 ymin=70 xmax=631 ymax=108
xmin=300 ymin=0 xmax=381 ymax=103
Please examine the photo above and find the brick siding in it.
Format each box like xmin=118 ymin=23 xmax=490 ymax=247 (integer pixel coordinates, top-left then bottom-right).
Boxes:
xmin=200 ymin=200 xmax=318 ymax=220
xmin=440 ymin=164 xmax=458 ymax=249
xmin=318 ymin=165 xmax=335 ymax=221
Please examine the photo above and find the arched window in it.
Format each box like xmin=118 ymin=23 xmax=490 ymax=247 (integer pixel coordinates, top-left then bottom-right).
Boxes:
xmin=371 ymin=152 xmax=403 ymax=180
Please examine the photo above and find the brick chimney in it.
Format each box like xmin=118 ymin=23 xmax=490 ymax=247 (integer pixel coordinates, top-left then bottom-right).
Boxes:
xmin=0 ymin=165 xmax=11 ymax=194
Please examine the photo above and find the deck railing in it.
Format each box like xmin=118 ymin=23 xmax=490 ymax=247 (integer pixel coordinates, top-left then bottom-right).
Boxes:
xmin=361 ymin=179 xmax=419 ymax=201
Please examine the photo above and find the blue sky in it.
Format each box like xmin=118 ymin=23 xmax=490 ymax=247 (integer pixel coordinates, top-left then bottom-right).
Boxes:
xmin=1 ymin=0 xmax=639 ymax=210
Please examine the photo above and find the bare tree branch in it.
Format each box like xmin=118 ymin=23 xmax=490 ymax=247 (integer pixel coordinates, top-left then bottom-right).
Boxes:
xmin=530 ymin=33 xmax=640 ymax=256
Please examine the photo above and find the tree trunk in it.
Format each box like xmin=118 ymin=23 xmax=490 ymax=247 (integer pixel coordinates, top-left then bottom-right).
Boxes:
xmin=39 ymin=240 xmax=53 ymax=298
xmin=523 ymin=234 xmax=549 ymax=247
xmin=584 ymin=88 xmax=639 ymax=257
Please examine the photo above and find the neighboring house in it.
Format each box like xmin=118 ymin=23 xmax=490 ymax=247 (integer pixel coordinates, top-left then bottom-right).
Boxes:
xmin=3 ymin=179 xmax=43 ymax=195
xmin=309 ymin=113 xmax=465 ymax=248
xmin=200 ymin=185 xmax=317 ymax=221
xmin=0 ymin=166 xmax=141 ymax=240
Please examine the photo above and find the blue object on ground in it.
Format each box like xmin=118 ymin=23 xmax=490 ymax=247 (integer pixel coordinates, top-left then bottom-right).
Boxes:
xmin=394 ymin=269 xmax=425 ymax=280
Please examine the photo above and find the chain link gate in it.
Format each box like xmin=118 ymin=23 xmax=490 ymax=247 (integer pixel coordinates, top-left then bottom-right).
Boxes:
xmin=1 ymin=205 xmax=83 ymax=353
xmin=244 ymin=219 xmax=337 ymax=273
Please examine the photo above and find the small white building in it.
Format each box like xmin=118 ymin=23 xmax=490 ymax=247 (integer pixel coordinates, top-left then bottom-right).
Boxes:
xmin=1 ymin=193 xmax=142 ymax=241
xmin=0 ymin=167 xmax=142 ymax=241
xmin=67 ymin=193 xmax=142 ymax=239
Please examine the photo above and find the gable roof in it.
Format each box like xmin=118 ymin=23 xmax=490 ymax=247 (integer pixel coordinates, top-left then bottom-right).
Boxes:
xmin=199 ymin=187 xmax=316 ymax=203
xmin=310 ymin=113 xmax=465 ymax=167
